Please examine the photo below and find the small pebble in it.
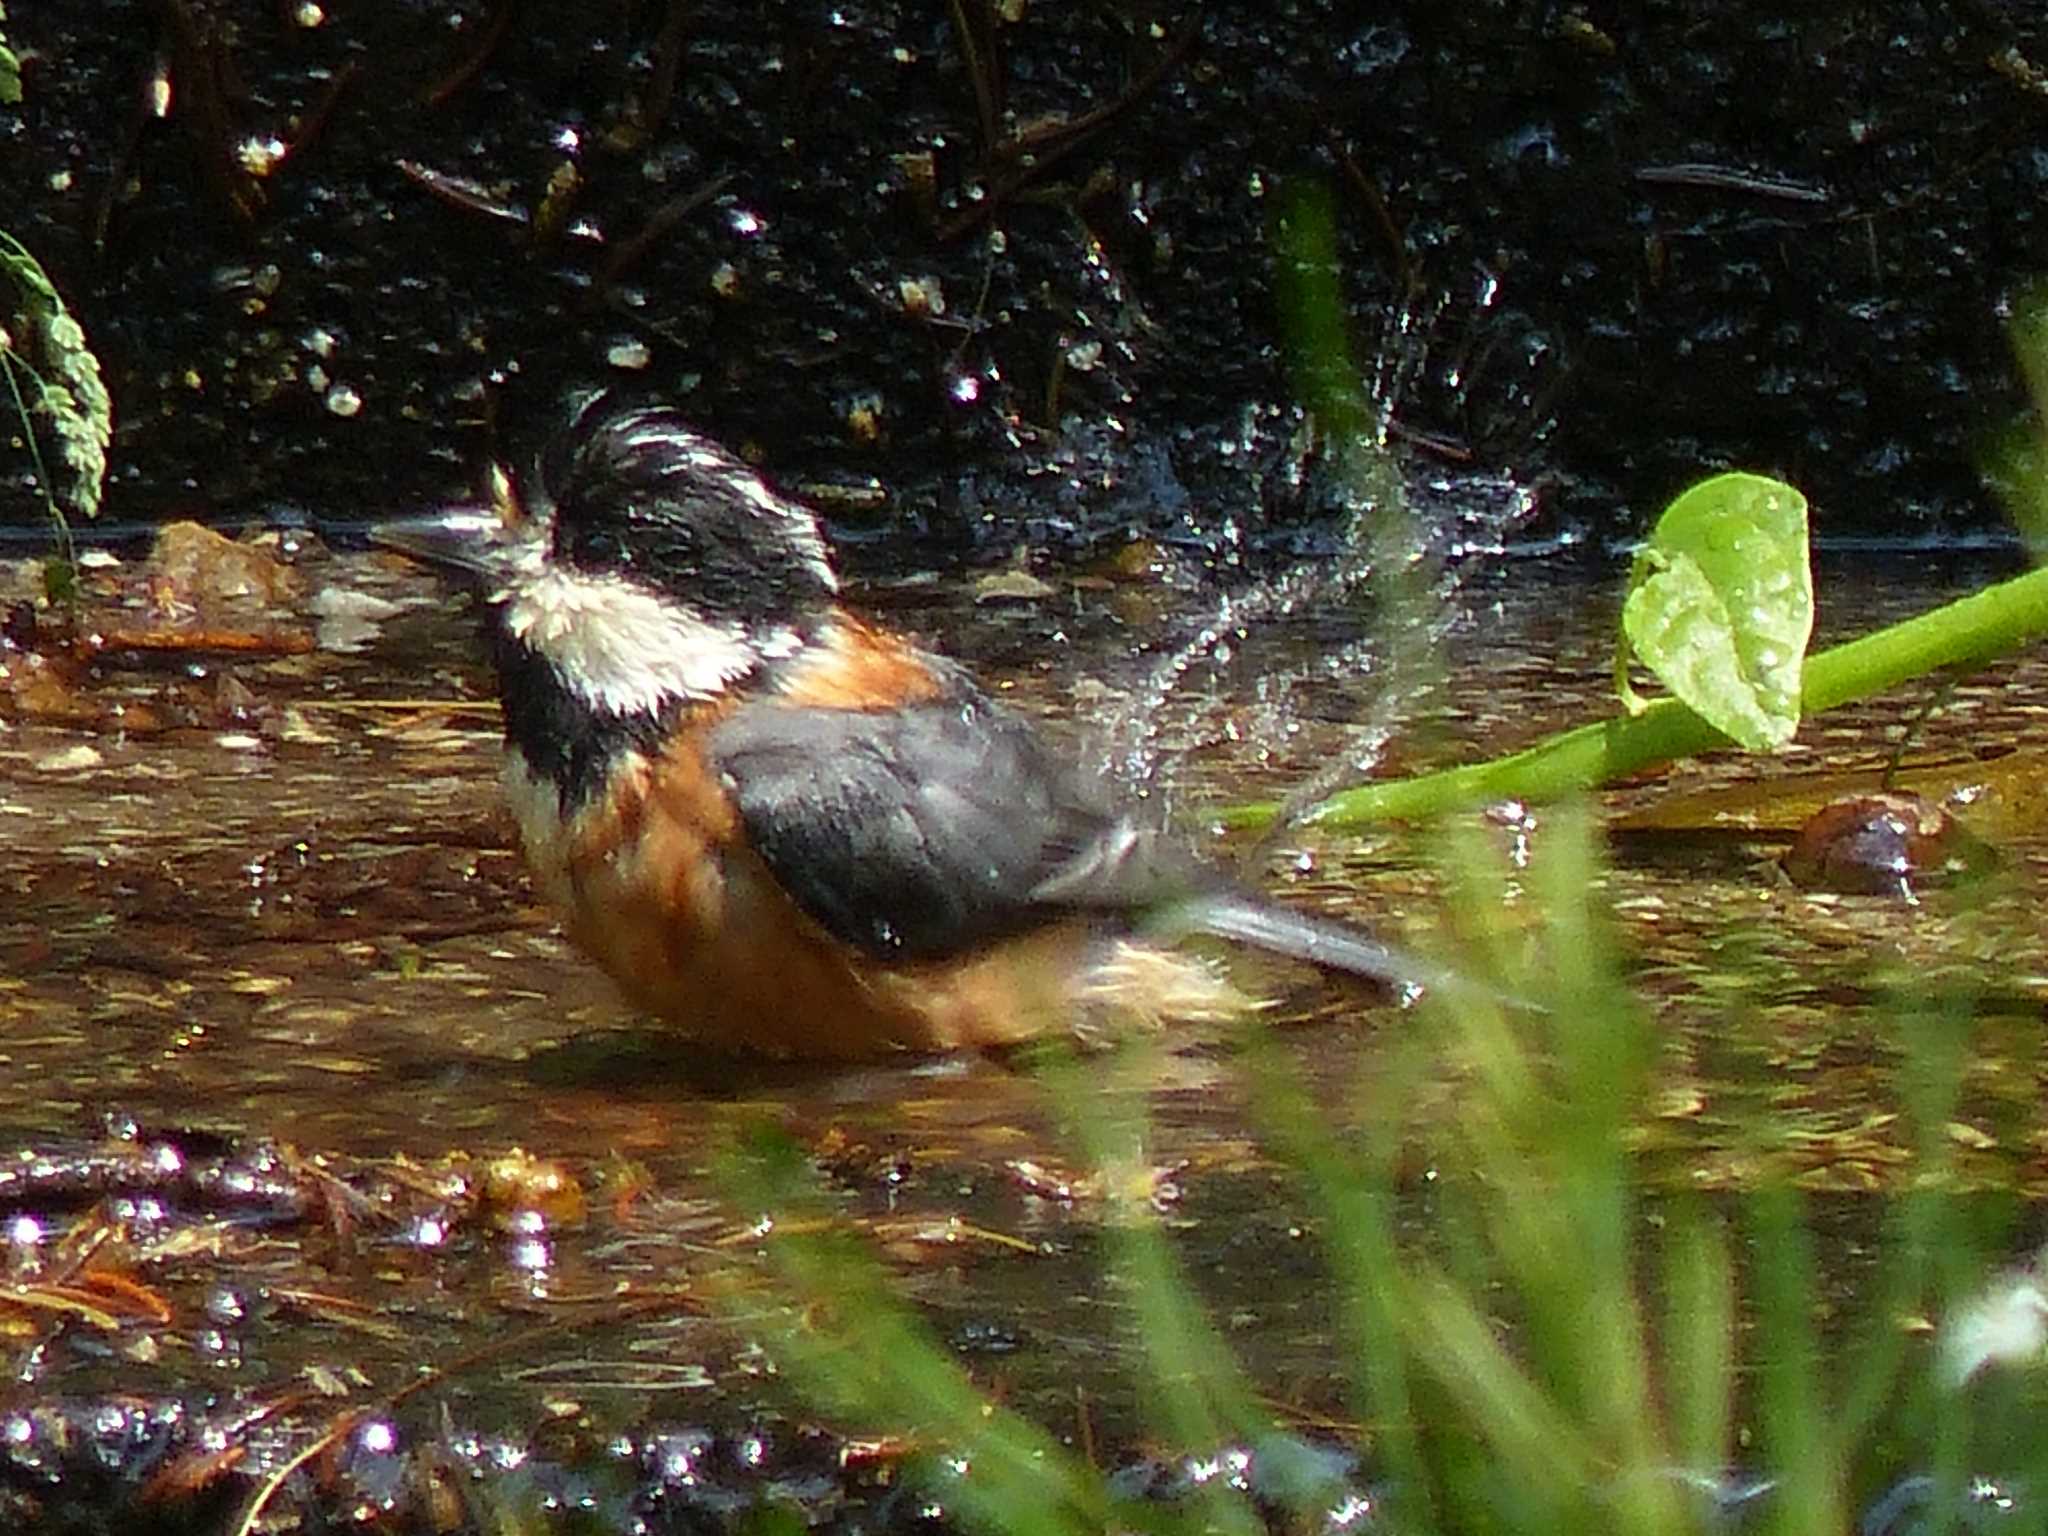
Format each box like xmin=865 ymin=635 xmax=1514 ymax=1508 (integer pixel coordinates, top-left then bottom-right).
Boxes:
xmin=34 ymin=744 xmax=102 ymax=772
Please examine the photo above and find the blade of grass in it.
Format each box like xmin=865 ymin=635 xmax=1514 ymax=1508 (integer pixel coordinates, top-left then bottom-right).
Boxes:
xmin=1041 ymin=1046 xmax=1267 ymax=1536
xmin=1663 ymin=1198 xmax=1737 ymax=1479
xmin=1746 ymin=1181 xmax=1846 ymax=1536
xmin=1402 ymin=1262 xmax=1601 ymax=1505
xmin=1887 ymin=996 xmax=1982 ymax=1531
xmin=1831 ymin=996 xmax=1973 ymax=1462
xmin=1241 ymin=1021 xmax=1439 ymax=1531
xmin=1451 ymin=809 xmax=1684 ymax=1533
xmin=717 ymin=1126 xmax=1111 ymax=1536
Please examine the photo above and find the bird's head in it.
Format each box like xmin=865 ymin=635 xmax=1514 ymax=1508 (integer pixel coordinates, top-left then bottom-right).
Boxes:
xmin=379 ymin=393 xmax=841 ymax=718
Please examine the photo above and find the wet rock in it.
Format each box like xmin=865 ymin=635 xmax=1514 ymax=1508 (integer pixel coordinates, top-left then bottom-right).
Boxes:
xmin=4 ymin=652 xmax=97 ymax=724
xmin=2 ymin=601 xmax=38 ymax=651
xmin=144 ymin=523 xmax=302 ymax=613
xmin=1105 ymin=1435 xmax=1380 ymax=1530
xmin=1781 ymin=792 xmax=1995 ymax=898
xmin=31 ymin=743 xmax=103 ymax=773
xmin=973 ymin=568 xmax=1056 ymax=603
xmin=478 ymin=1148 xmax=588 ymax=1231
xmin=307 ymin=583 xmax=405 ymax=652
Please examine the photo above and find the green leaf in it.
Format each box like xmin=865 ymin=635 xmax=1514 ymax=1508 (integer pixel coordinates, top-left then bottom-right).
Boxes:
xmin=1617 ymin=471 xmax=1813 ymax=751
xmin=0 ymin=6 xmax=17 ymax=109
xmin=0 ymin=232 xmax=113 ymax=526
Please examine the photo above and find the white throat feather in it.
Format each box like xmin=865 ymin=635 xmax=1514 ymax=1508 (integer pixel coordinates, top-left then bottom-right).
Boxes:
xmin=499 ymin=566 xmax=760 ymax=714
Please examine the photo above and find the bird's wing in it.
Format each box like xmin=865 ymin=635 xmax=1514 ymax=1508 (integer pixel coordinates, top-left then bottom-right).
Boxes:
xmin=705 ymin=694 xmax=1180 ymax=960
xmin=707 ymin=692 xmax=1468 ymax=998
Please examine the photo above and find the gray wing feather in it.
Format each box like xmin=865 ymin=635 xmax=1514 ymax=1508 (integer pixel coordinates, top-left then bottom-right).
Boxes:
xmin=706 ymin=695 xmax=1170 ymax=958
xmin=707 ymin=693 xmax=1450 ymax=994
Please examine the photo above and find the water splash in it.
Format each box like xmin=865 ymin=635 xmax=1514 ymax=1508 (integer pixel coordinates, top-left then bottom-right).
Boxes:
xmin=1108 ymin=289 xmax=1540 ymax=840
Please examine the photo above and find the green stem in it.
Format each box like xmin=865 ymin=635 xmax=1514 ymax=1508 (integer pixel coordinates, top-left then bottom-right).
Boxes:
xmin=1218 ymin=562 xmax=2048 ymax=831
xmin=0 ymin=346 xmax=73 ymax=568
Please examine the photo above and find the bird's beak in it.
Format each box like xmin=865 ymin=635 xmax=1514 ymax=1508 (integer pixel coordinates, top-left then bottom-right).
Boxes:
xmin=370 ymin=503 xmax=527 ymax=588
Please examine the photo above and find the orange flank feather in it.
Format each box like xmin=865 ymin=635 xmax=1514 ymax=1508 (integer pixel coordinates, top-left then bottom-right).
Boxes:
xmin=772 ymin=617 xmax=950 ymax=711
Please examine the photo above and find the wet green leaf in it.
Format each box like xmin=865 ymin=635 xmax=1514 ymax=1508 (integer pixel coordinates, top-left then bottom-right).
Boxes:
xmin=1617 ymin=471 xmax=1813 ymax=751
xmin=41 ymin=553 xmax=77 ymax=606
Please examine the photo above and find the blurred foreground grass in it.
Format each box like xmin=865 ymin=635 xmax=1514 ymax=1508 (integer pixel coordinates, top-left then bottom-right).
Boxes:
xmin=721 ymin=807 xmax=2048 ymax=1536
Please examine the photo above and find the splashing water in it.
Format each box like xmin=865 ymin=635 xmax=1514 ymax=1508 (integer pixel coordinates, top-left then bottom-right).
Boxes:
xmin=1106 ymin=290 xmax=1541 ymax=841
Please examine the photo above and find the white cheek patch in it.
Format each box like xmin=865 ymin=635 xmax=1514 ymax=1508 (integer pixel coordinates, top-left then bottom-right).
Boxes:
xmin=499 ymin=566 xmax=757 ymax=714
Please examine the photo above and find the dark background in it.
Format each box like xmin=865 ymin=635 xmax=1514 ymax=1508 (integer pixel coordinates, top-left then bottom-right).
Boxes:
xmin=3 ymin=2 xmax=2045 ymax=557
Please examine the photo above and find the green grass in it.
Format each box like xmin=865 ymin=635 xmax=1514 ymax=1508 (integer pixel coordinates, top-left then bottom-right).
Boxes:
xmin=716 ymin=805 xmax=2029 ymax=1535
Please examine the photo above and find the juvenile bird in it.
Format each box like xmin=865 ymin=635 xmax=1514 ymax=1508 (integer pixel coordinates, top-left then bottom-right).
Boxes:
xmin=381 ymin=394 xmax=1447 ymax=1057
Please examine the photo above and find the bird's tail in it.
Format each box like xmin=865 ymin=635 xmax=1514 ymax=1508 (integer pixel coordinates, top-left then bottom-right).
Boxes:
xmin=1146 ymin=889 xmax=1497 ymax=1003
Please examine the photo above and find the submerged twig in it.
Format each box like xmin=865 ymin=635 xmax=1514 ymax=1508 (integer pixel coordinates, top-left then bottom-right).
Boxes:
xmin=593 ymin=171 xmax=736 ymax=291
xmin=395 ymin=159 xmax=531 ymax=228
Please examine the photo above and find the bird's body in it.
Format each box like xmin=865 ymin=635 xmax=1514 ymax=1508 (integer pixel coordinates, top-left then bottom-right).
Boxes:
xmin=384 ymin=395 xmax=1437 ymax=1057
xmin=498 ymin=620 xmax=1240 ymax=1056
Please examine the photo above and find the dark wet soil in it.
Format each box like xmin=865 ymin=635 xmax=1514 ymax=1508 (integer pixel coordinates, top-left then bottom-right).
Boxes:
xmin=4 ymin=4 xmax=2047 ymax=557
xmin=1 ymin=535 xmax=2046 ymax=1529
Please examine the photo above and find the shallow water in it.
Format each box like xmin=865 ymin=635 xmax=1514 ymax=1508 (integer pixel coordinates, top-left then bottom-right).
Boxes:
xmin=1 ymin=539 xmax=2044 ymax=1526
